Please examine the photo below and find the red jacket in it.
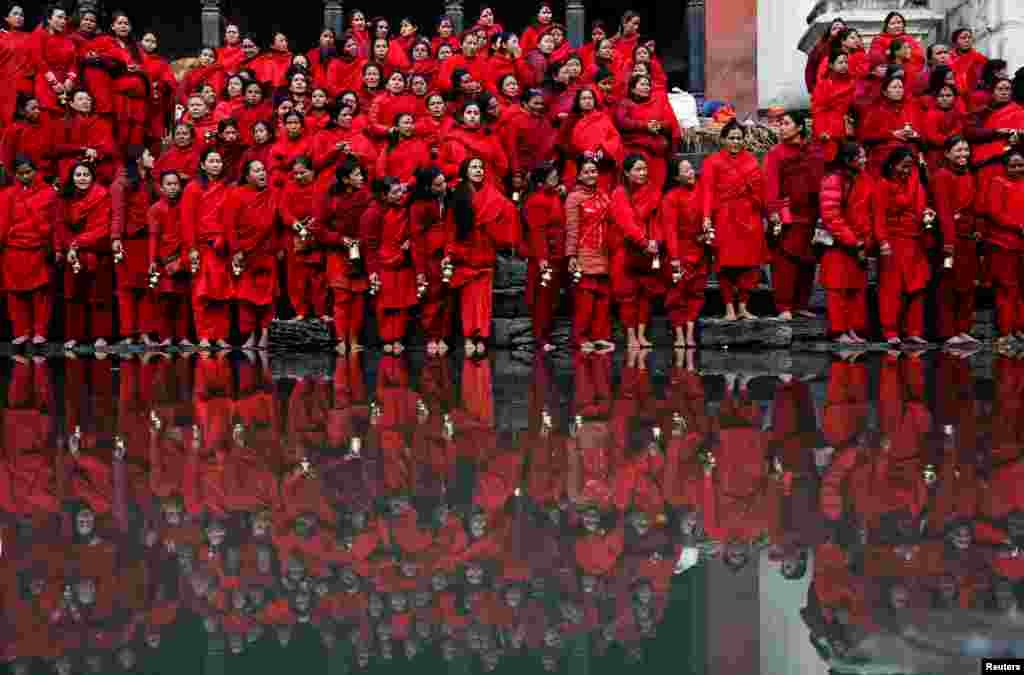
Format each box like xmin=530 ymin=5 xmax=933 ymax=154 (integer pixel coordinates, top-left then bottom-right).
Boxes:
xmin=932 ymin=166 xmax=977 ymax=255
xmin=0 ymin=177 xmax=56 ymax=291
xmin=147 ymin=196 xmax=188 ymax=294
xmin=316 ymin=186 xmax=374 ymax=292
xmin=763 ymin=140 xmax=824 ymax=260
xmin=523 ymin=188 xmax=566 ymax=262
xmin=31 ymin=26 xmax=78 ymax=113
xmin=661 ymin=180 xmax=707 ymax=270
xmin=702 ymin=149 xmax=766 ymax=268
xmin=986 ymin=175 xmax=1024 ymax=252
xmin=818 ymin=169 xmax=874 ymax=289
xmin=225 ymin=184 xmax=280 ymax=305
xmin=49 ymin=112 xmax=117 ymax=184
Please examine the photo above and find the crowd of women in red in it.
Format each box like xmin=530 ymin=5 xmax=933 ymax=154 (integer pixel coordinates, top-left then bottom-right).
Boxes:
xmin=0 ymin=2 xmax=696 ymax=355
xmin=0 ymin=5 xmax=1021 ymax=352
xmin=809 ymin=12 xmax=1024 ymax=346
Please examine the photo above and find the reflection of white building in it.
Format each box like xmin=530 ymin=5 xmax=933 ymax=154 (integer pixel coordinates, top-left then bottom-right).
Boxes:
xmin=757 ymin=0 xmax=1024 ymax=110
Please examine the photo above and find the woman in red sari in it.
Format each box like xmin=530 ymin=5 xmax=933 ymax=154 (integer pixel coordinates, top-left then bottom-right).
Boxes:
xmin=56 ymin=161 xmax=113 ymax=349
xmin=226 ymin=159 xmax=280 ymax=350
xmin=279 ymin=156 xmax=327 ymax=322
xmin=366 ymin=176 xmax=417 ymax=353
xmin=111 ymin=147 xmax=159 ymax=346
xmin=615 ymin=73 xmax=680 ymax=189
xmin=316 ymin=157 xmax=373 ymax=353
xmin=858 ymin=74 xmax=921 ymax=175
xmin=965 ymin=78 xmax=1024 ymax=196
xmin=139 ymin=31 xmax=177 ymax=152
xmin=178 ymin=47 xmax=224 ymax=106
xmin=873 ymin=147 xmax=933 ymax=345
xmin=522 ymin=162 xmax=565 ymax=351
xmin=0 ymin=157 xmax=55 ymax=345
xmin=438 ymin=102 xmax=509 ymax=184
xmin=764 ymin=110 xmax=824 ymax=321
xmin=568 ymin=88 xmax=623 ymax=192
xmin=446 ymin=157 xmax=518 ymax=355
xmin=812 ymin=51 xmax=856 ymax=163
xmin=661 ymin=158 xmax=707 ymax=347
xmin=565 ymin=156 xmax=614 ymax=352
xmin=951 ymin=28 xmax=987 ymax=95
xmin=409 ymin=167 xmax=453 ymax=355
xmin=933 ymin=136 xmax=980 ymax=345
xmin=50 ymin=89 xmax=117 ymax=186
xmin=106 ymin=12 xmax=150 ymax=148
xmin=805 ymin=17 xmax=846 ymax=94
xmin=520 ymin=3 xmax=554 ymax=56
xmin=147 ymin=170 xmax=191 ymax=346
xmin=0 ymin=95 xmax=53 ymax=179
xmin=182 ymin=148 xmax=233 ymax=349
xmin=867 ymin=12 xmax=925 ymax=85
xmin=267 ymin=110 xmax=313 ymax=189
xmin=32 ymin=6 xmax=77 ymax=126
xmin=702 ymin=120 xmax=766 ymax=321
xmin=0 ymin=5 xmax=35 ymax=130
xmin=819 ymin=142 xmax=872 ymax=343
xmin=310 ymin=105 xmax=376 ymax=189
xmin=375 ymin=112 xmax=431 ymax=185
xmin=153 ymin=122 xmax=200 ymax=185
xmin=920 ymin=82 xmax=966 ymax=173
xmin=610 ymin=154 xmax=663 ymax=349
xmin=325 ymin=34 xmax=366 ymax=98
xmin=984 ymin=149 xmax=1024 ymax=345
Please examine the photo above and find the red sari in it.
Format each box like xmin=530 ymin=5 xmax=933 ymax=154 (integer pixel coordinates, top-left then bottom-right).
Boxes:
xmin=56 ymin=184 xmax=114 ymax=341
xmin=661 ymin=180 xmax=708 ymax=326
xmin=147 ymin=195 xmax=190 ymax=339
xmin=609 ymin=181 xmax=661 ymax=329
xmin=0 ymin=117 xmax=53 ymax=178
xmin=279 ymin=176 xmax=327 ymax=318
xmin=446 ymin=181 xmax=518 ymax=339
xmin=858 ymin=96 xmax=921 ymax=175
xmin=110 ymin=168 xmax=158 ymax=336
xmin=181 ymin=176 xmax=232 ymax=340
xmin=141 ymin=51 xmax=177 ymax=148
xmin=873 ymin=172 xmax=930 ymax=339
xmin=614 ymin=94 xmax=681 ymax=190
xmin=985 ymin=175 xmax=1024 ymax=336
xmin=933 ymin=165 xmax=978 ymax=339
xmin=369 ymin=201 xmax=418 ymax=343
xmin=568 ymin=110 xmax=624 ymax=191
xmin=0 ymin=177 xmax=56 ymax=338
xmin=0 ymin=28 xmax=36 ymax=128
xmin=523 ymin=187 xmax=566 ymax=342
xmin=224 ymin=185 xmax=280 ymax=333
xmin=375 ymin=135 xmax=432 ymax=184
xmin=438 ymin=125 xmax=509 ymax=183
xmin=811 ymin=70 xmax=855 ymax=162
xmin=763 ymin=139 xmax=824 ymax=314
xmin=410 ymin=195 xmax=453 ymax=342
xmin=49 ymin=111 xmax=117 ymax=184
xmin=31 ymin=26 xmax=78 ymax=120
xmin=868 ymin=32 xmax=925 ymax=83
xmin=315 ymin=186 xmax=374 ymax=342
xmin=565 ymin=184 xmax=615 ymax=344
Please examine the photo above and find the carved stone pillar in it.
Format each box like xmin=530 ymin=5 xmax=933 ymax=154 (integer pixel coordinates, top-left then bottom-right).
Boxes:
xmin=324 ymin=0 xmax=344 ymax=36
xmin=566 ymin=0 xmax=585 ymax=48
xmin=445 ymin=0 xmax=464 ymax=34
xmin=687 ymin=0 xmax=706 ymax=99
xmin=201 ymin=0 xmax=222 ymax=48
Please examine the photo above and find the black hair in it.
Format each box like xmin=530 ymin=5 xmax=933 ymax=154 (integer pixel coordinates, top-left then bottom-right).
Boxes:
xmin=331 ymin=155 xmax=363 ymax=194
xmin=927 ymin=65 xmax=955 ymax=97
xmin=60 ymin=161 xmax=94 ymax=199
xmin=409 ymin=166 xmax=445 ymax=203
xmin=881 ymin=146 xmax=915 ymax=179
xmin=720 ymin=119 xmax=744 ymax=141
xmin=981 ymin=59 xmax=1008 ymax=90
xmin=881 ymin=11 xmax=905 ymax=33
xmin=571 ymin=86 xmax=598 ymax=114
xmin=452 ymin=157 xmax=481 ymax=241
xmin=12 ymin=92 xmax=37 ymax=121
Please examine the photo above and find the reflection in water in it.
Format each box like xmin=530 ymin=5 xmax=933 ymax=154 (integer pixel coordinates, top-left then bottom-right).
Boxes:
xmin=0 ymin=348 xmax=1019 ymax=673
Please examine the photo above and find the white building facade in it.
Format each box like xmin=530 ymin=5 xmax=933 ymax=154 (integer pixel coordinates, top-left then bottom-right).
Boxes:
xmin=758 ymin=0 xmax=1024 ymax=110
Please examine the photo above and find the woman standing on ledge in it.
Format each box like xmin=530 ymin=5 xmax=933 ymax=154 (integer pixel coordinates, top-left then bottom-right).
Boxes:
xmin=56 ymin=161 xmax=113 ymax=350
xmin=702 ymin=120 xmax=766 ymax=322
xmin=819 ymin=142 xmax=872 ymax=344
xmin=566 ymin=155 xmax=615 ymax=353
xmin=446 ymin=157 xmax=518 ymax=356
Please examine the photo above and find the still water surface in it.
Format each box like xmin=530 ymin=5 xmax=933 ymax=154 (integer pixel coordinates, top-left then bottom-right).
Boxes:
xmin=0 ymin=348 xmax=1019 ymax=675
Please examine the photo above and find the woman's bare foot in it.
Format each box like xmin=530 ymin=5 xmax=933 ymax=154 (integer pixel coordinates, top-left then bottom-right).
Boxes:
xmin=904 ymin=335 xmax=928 ymax=345
xmin=887 ymin=337 xmax=902 ymax=347
xmin=847 ymin=331 xmax=866 ymax=343
xmin=32 ymin=335 xmax=47 ymax=346
xmin=427 ymin=341 xmax=438 ymax=355
xmin=637 ymin=334 xmax=653 ymax=348
xmin=738 ymin=304 xmax=758 ymax=321
xmin=777 ymin=311 xmax=793 ymax=321
xmin=796 ymin=310 xmax=818 ymax=319
xmin=838 ymin=334 xmax=857 ymax=344
xmin=198 ymin=339 xmax=212 ymax=350
xmin=179 ymin=338 xmax=194 ymax=348
xmin=293 ymin=315 xmax=305 ymax=322
xmin=475 ymin=341 xmax=486 ymax=355
xmin=627 ymin=328 xmax=640 ymax=350
xmin=723 ymin=304 xmax=737 ymax=321
xmin=945 ymin=335 xmax=965 ymax=346
xmin=118 ymin=337 xmax=134 ymax=347
xmin=257 ymin=333 xmax=269 ymax=350
xmin=673 ymin=328 xmax=686 ymax=347
xmin=350 ymin=342 xmax=365 ymax=352
xmin=335 ymin=341 xmax=348 ymax=355
xmin=157 ymin=338 xmax=172 ymax=347
xmin=215 ymin=339 xmax=231 ymax=350
xmin=961 ymin=332 xmax=979 ymax=343
xmin=393 ymin=342 xmax=405 ymax=354
xmin=542 ymin=342 xmax=556 ymax=352
xmin=12 ymin=335 xmax=28 ymax=346
xmin=580 ymin=341 xmax=595 ymax=353
xmin=64 ymin=339 xmax=78 ymax=350
xmin=242 ymin=334 xmax=256 ymax=350
xmin=595 ymin=340 xmax=616 ymax=353
xmin=436 ymin=340 xmax=448 ymax=355
xmin=383 ymin=343 xmax=394 ymax=354
xmin=94 ymin=338 xmax=109 ymax=349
